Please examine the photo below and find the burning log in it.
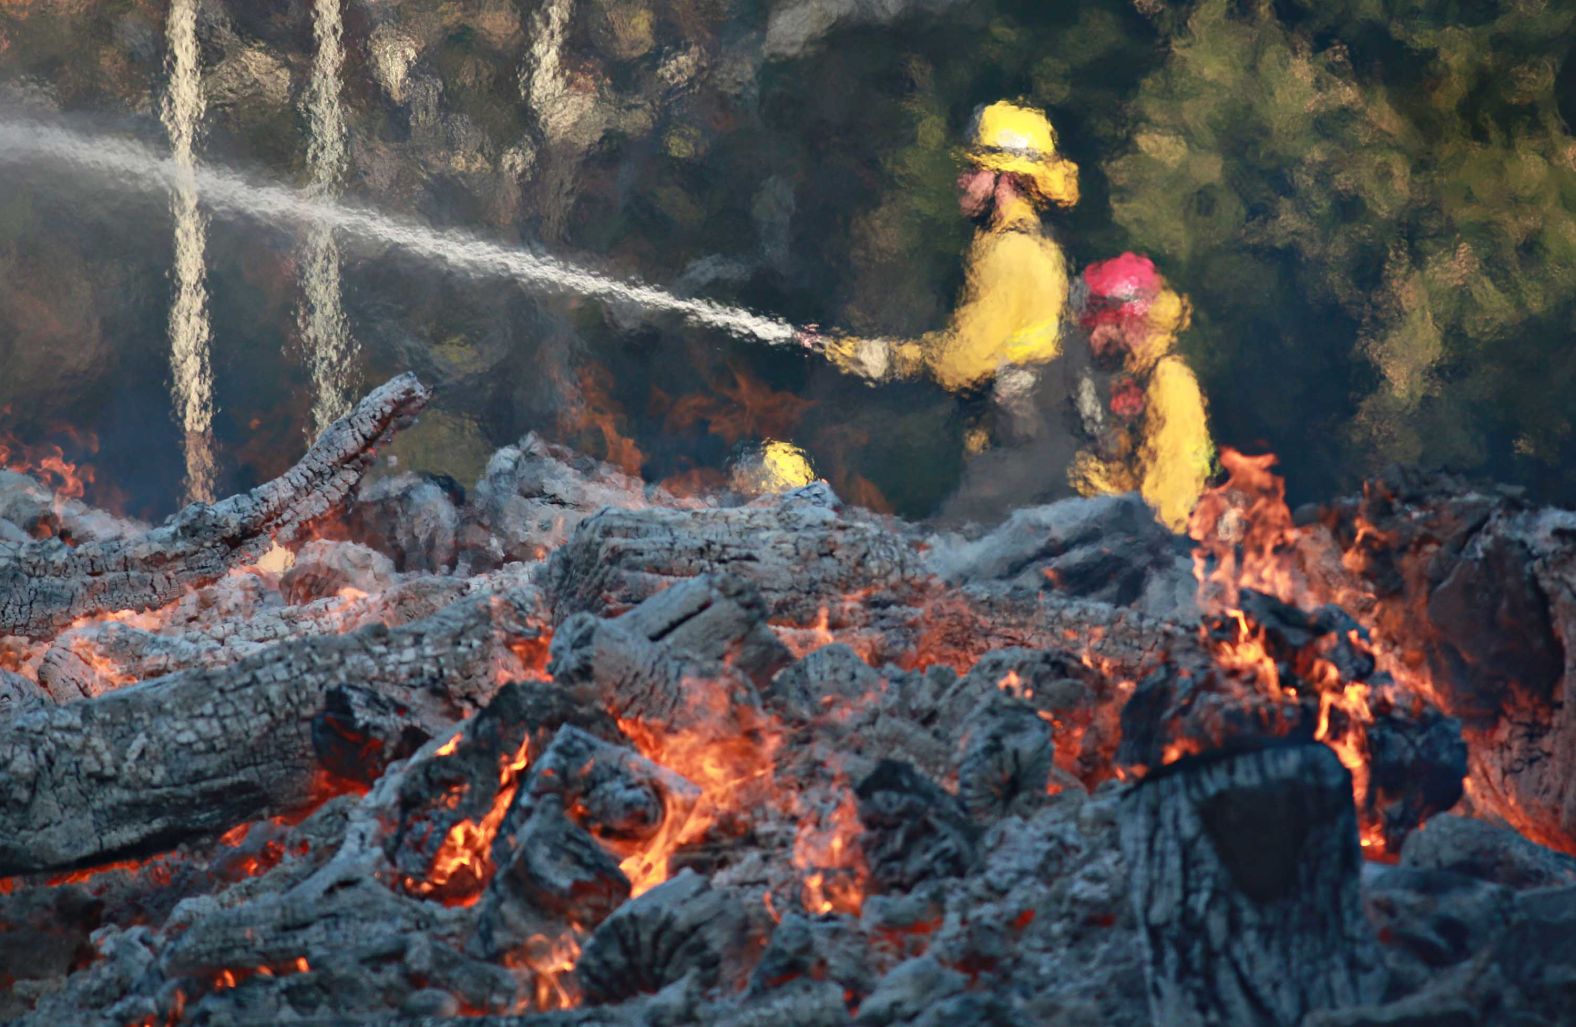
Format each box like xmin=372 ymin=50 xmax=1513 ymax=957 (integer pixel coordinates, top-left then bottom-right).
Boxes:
xmin=1119 ymin=742 xmax=1387 ymax=1026
xmin=1340 ymin=479 xmax=1576 ymax=853
xmin=956 ymin=694 xmax=1054 ymax=821
xmin=0 ymin=373 xmax=430 ymax=640
xmin=160 ymin=877 xmax=519 ymax=1014
xmin=0 ymin=588 xmax=541 ymax=875
xmin=515 ymin=724 xmax=701 ymax=853
xmin=545 ymin=483 xmax=1196 ymax=679
xmin=1118 ymin=588 xmax=1467 ymax=852
xmin=386 ymin=680 xmax=620 ymax=905
xmin=471 ymin=794 xmax=629 ymax=962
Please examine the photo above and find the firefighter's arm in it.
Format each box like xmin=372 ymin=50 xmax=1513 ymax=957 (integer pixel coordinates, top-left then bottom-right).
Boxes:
xmin=1139 ymin=357 xmax=1214 ymax=533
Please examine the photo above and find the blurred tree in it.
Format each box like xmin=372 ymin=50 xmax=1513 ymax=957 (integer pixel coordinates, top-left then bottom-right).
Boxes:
xmin=1107 ymin=0 xmax=1576 ymax=500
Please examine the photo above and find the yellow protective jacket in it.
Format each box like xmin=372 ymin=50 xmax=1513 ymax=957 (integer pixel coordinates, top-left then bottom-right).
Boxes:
xmin=1069 ymin=327 xmax=1214 ymax=532
xmin=888 ymin=196 xmax=1069 ymax=392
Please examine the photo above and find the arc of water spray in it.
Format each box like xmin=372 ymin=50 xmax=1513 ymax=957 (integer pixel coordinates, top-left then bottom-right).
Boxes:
xmin=0 ymin=122 xmax=799 ymax=347
xmin=299 ymin=0 xmax=358 ymax=436
xmin=161 ymin=0 xmax=217 ymax=504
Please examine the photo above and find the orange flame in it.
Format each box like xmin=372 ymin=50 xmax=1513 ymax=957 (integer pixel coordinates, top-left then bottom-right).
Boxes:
xmin=615 ymin=708 xmax=781 ymax=896
xmin=792 ymin=786 xmax=868 ymax=917
xmin=0 ymin=431 xmax=96 ymax=502
xmin=406 ymin=734 xmax=533 ymax=903
xmin=1186 ymin=450 xmax=1401 ymax=854
xmin=562 ymin=365 xmax=644 ymax=476
xmin=517 ymin=931 xmax=582 ymax=1011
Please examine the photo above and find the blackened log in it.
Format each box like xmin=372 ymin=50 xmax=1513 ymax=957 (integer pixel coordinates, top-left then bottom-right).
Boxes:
xmin=765 ymin=643 xmax=882 ymax=721
xmin=346 ymin=471 xmax=463 ymax=573
xmin=611 ymin=573 xmax=792 ymax=689
xmin=34 ymin=571 xmax=480 ymax=701
xmin=543 ymin=488 xmax=1194 ymax=678
xmin=0 ymin=374 xmax=430 ymax=640
xmin=312 ymin=684 xmax=435 ymax=786
xmin=855 ymin=760 xmax=978 ymax=893
xmin=161 ymin=877 xmax=518 ymax=1014
xmin=512 ymin=724 xmax=700 ymax=852
xmin=387 ymin=680 xmax=620 ymax=903
xmin=547 ymin=576 xmax=772 ymax=734
xmin=1399 ymin=814 xmax=1576 ymax=890
xmin=0 ymin=589 xmax=541 ymax=875
xmin=574 ymin=869 xmax=752 ymax=1005
xmin=1118 ymin=742 xmax=1386 ymax=1026
xmin=956 ymin=696 xmax=1053 ymax=822
xmin=1363 ymin=708 xmax=1466 ymax=852
xmin=1318 ymin=475 xmax=1576 ymax=851
xmin=465 ymin=432 xmax=655 ymax=569
xmin=746 ymin=911 xmax=873 ymax=1005
xmin=545 ymin=485 xmax=924 ymax=626
xmin=471 ymin=795 xmax=630 ymax=962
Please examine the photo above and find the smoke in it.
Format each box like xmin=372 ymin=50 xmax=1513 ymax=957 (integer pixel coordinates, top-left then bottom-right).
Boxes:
xmin=0 ymin=121 xmax=797 ymax=347
xmin=298 ymin=0 xmax=358 ymax=436
xmin=160 ymin=0 xmax=217 ymax=504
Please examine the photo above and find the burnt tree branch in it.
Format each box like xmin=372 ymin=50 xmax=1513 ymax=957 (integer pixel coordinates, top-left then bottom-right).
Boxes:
xmin=0 ymin=374 xmax=431 ymax=640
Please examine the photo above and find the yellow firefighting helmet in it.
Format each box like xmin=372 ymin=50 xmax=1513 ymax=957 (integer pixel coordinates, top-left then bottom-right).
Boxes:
xmin=965 ymin=101 xmax=1080 ymax=208
xmin=730 ymin=439 xmax=817 ymax=495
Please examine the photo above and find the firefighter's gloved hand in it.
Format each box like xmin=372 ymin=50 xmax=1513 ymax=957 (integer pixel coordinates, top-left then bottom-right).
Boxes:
xmin=826 ymin=336 xmax=892 ymax=382
xmin=793 ymin=327 xmax=826 ymax=352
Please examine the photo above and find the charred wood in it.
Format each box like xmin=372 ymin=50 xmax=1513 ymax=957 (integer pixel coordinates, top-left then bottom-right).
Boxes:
xmin=0 ymin=588 xmax=541 ymax=875
xmin=574 ymin=869 xmax=754 ymax=1005
xmin=347 ymin=471 xmax=464 ymax=573
xmin=956 ymin=695 xmax=1054 ymax=822
xmin=0 ymin=374 xmax=430 ymax=640
xmin=34 ymin=568 xmax=486 ymax=700
xmin=471 ymin=795 xmax=630 ymax=962
xmin=855 ymin=760 xmax=978 ymax=894
xmin=1398 ymin=814 xmax=1576 ymax=890
xmin=1119 ymin=742 xmax=1387 ymax=1026
xmin=548 ymin=574 xmax=777 ymax=735
xmin=512 ymin=724 xmax=700 ymax=855
xmin=387 ymin=680 xmax=620 ymax=903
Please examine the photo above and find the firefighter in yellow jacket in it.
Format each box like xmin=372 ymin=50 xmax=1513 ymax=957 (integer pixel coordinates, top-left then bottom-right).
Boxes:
xmin=1069 ymin=252 xmax=1213 ymax=531
xmin=802 ymin=100 xmax=1079 ymax=446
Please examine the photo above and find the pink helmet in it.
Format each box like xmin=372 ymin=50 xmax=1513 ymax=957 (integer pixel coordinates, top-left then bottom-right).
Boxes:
xmin=1083 ymin=252 xmax=1162 ymax=302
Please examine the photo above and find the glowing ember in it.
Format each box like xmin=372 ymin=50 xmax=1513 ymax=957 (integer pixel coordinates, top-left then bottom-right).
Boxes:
xmin=405 ymin=734 xmax=533 ymax=903
xmin=615 ymin=707 xmax=781 ymax=895
xmin=517 ymin=931 xmax=582 ymax=1011
xmin=792 ymin=785 xmax=868 ymax=917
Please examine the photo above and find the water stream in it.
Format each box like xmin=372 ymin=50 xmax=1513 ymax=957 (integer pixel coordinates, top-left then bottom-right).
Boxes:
xmin=0 ymin=120 xmax=800 ymax=350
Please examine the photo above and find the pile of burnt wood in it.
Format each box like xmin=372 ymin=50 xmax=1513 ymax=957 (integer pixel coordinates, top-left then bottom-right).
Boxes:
xmin=2 ymin=376 xmax=1574 ymax=1026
